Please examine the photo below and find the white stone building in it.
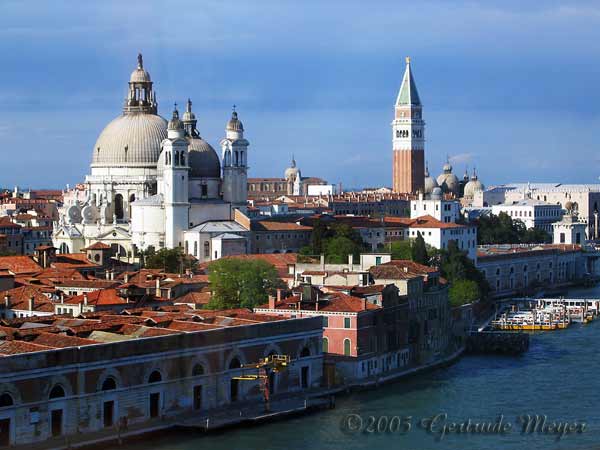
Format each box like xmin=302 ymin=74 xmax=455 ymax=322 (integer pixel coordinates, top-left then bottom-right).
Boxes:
xmin=410 ymin=192 xmax=461 ymax=223
xmin=53 ymin=55 xmax=248 ymax=260
xmin=553 ymin=214 xmax=586 ymax=245
xmin=491 ymin=198 xmax=563 ymax=233
xmin=406 ymin=216 xmax=478 ymax=262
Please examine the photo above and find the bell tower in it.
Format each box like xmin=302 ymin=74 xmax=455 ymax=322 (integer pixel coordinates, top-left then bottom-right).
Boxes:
xmin=221 ymin=107 xmax=249 ymax=211
xmin=392 ymin=57 xmax=425 ymax=194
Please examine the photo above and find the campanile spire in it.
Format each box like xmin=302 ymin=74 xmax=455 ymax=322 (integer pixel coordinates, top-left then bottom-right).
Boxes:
xmin=391 ymin=56 xmax=425 ymax=194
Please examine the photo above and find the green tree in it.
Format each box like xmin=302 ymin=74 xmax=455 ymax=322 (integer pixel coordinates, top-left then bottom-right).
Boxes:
xmin=440 ymin=240 xmax=489 ymax=300
xmin=144 ymin=247 xmax=187 ymax=273
xmin=323 ymin=236 xmax=362 ymax=264
xmin=390 ymin=240 xmax=412 ymax=260
xmin=207 ymin=258 xmax=284 ymax=309
xmin=476 ymin=212 xmax=550 ymax=245
xmin=411 ymin=231 xmax=428 ymax=265
xmin=449 ymin=279 xmax=481 ymax=307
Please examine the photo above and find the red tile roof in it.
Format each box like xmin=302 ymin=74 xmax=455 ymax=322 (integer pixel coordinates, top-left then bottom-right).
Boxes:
xmin=0 ymin=256 xmax=42 ymax=275
xmin=63 ymin=289 xmax=128 ymax=306
xmin=370 ymin=260 xmax=437 ymax=280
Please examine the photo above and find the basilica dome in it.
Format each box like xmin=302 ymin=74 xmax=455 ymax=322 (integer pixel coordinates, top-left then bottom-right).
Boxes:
xmin=463 ymin=170 xmax=484 ymax=199
xmin=188 ymin=137 xmax=221 ymax=178
xmin=91 ymin=54 xmax=167 ymax=168
xmin=436 ymin=160 xmax=459 ymax=195
xmin=423 ymin=163 xmax=438 ymax=194
xmin=90 ymin=113 xmax=168 ymax=168
xmin=285 ymin=157 xmax=300 ymax=180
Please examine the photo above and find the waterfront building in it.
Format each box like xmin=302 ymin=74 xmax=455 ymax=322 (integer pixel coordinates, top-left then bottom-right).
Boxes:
xmin=53 ymin=55 xmax=248 ymax=258
xmin=255 ymin=284 xmax=411 ymax=382
xmin=553 ymin=214 xmax=586 ymax=245
xmin=476 ymin=244 xmax=590 ymax=297
xmin=0 ymin=308 xmax=322 ymax=447
xmin=392 ymin=57 xmax=425 ymax=194
xmin=369 ymin=260 xmax=452 ymax=365
xmin=491 ymin=198 xmax=563 ymax=233
xmin=474 ymin=183 xmax=600 ymax=239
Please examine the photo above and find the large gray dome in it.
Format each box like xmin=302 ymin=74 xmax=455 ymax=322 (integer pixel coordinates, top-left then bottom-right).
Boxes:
xmin=188 ymin=137 xmax=221 ymax=178
xmin=91 ymin=113 xmax=168 ymax=168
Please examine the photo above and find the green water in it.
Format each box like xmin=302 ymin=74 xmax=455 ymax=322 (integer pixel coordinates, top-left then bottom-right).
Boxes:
xmin=119 ymin=285 xmax=600 ymax=450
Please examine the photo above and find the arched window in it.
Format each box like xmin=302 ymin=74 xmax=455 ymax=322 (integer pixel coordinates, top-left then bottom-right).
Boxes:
xmin=322 ymin=337 xmax=329 ymax=353
xmin=193 ymin=241 xmax=198 ymax=257
xmin=184 ymin=241 xmax=189 ymax=255
xmin=114 ymin=194 xmax=124 ymax=220
xmin=343 ymin=338 xmax=351 ymax=356
xmin=192 ymin=364 xmax=205 ymax=376
xmin=204 ymin=241 xmax=210 ymax=258
xmin=300 ymin=347 xmax=310 ymax=358
xmin=59 ymin=243 xmax=70 ymax=254
xmin=49 ymin=385 xmax=65 ymax=399
xmin=129 ymin=194 xmax=135 ymax=204
xmin=181 ymin=153 xmax=186 ymax=166
xmin=148 ymin=371 xmax=162 ymax=383
xmin=0 ymin=393 xmax=13 ymax=407
xmin=229 ymin=357 xmax=241 ymax=370
xmin=101 ymin=377 xmax=117 ymax=391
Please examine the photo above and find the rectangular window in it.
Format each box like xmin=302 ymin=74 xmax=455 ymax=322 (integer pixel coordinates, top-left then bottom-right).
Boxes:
xmin=344 ymin=317 xmax=351 ymax=328
xmin=322 ymin=316 xmax=329 ymax=327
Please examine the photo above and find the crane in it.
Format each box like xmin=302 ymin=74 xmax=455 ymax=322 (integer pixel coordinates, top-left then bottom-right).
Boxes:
xmin=232 ymin=354 xmax=291 ymax=412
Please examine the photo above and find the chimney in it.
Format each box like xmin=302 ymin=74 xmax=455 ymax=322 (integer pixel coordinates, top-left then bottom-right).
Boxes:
xmin=320 ymin=254 xmax=325 ymax=269
xmin=83 ymin=293 xmax=88 ymax=306
xmin=124 ymin=273 xmax=129 ymax=284
xmin=348 ymin=254 xmax=353 ymax=271
xmin=155 ymin=278 xmax=161 ymax=298
xmin=276 ymin=289 xmax=282 ymax=302
xmin=315 ymin=299 xmax=319 ymax=311
xmin=105 ymin=270 xmax=110 ymax=280
xmin=268 ymin=294 xmax=276 ymax=309
xmin=60 ymin=292 xmax=64 ymax=304
xmin=4 ymin=295 xmax=10 ymax=309
xmin=110 ymin=270 xmax=114 ymax=281
xmin=404 ymin=266 xmax=408 ymax=273
xmin=28 ymin=296 xmax=34 ymax=312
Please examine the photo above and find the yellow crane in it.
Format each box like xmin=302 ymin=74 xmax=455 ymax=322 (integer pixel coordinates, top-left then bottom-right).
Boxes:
xmin=232 ymin=354 xmax=291 ymax=412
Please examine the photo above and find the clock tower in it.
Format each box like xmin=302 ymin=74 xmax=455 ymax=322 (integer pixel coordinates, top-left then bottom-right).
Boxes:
xmin=392 ymin=57 xmax=425 ymax=194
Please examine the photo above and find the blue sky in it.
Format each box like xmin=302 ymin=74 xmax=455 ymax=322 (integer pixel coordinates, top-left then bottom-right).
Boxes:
xmin=1 ymin=0 xmax=600 ymax=189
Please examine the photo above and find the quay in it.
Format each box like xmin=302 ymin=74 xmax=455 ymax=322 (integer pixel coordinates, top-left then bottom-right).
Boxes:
xmin=466 ymin=331 xmax=529 ymax=355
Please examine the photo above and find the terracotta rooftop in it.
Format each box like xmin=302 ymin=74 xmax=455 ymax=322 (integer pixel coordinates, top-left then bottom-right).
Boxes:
xmin=83 ymin=242 xmax=112 ymax=250
xmin=370 ymin=260 xmax=437 ymax=280
xmin=63 ymin=289 xmax=129 ymax=306
xmin=0 ymin=256 xmax=42 ymax=275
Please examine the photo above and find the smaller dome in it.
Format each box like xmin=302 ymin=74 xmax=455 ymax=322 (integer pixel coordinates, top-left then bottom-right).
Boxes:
xmin=431 ymin=187 xmax=443 ymax=200
xmin=227 ymin=110 xmax=244 ymax=132
xmin=182 ymin=98 xmax=196 ymax=122
xmin=423 ymin=163 xmax=438 ymax=194
xmin=463 ymin=170 xmax=484 ymax=199
xmin=168 ymin=106 xmax=183 ymax=131
xmin=437 ymin=159 xmax=459 ymax=194
xmin=442 ymin=161 xmax=452 ymax=173
xmin=285 ymin=157 xmax=300 ymax=180
xmin=188 ymin=137 xmax=221 ymax=178
xmin=130 ymin=53 xmax=151 ymax=83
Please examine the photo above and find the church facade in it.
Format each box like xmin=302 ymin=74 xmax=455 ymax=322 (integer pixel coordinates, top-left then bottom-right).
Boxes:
xmin=53 ymin=55 xmax=248 ymax=259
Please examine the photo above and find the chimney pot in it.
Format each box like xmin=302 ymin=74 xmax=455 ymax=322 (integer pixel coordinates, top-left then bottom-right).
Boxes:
xmin=155 ymin=278 xmax=161 ymax=298
xmin=4 ymin=295 xmax=10 ymax=309
xmin=124 ymin=273 xmax=129 ymax=284
xmin=268 ymin=294 xmax=276 ymax=309
xmin=276 ymin=289 xmax=282 ymax=302
xmin=83 ymin=293 xmax=88 ymax=306
xmin=28 ymin=295 xmax=34 ymax=311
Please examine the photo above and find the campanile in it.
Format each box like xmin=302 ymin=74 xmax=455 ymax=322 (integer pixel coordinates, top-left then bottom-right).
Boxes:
xmin=392 ymin=57 xmax=425 ymax=194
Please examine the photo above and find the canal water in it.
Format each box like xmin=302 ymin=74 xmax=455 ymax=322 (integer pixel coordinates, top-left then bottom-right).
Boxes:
xmin=119 ymin=285 xmax=600 ymax=450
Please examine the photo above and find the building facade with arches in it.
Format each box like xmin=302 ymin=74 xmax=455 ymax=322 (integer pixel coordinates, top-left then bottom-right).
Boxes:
xmin=0 ymin=312 xmax=322 ymax=447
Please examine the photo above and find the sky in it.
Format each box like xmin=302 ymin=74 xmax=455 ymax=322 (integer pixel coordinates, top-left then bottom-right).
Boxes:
xmin=1 ymin=0 xmax=600 ymax=190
